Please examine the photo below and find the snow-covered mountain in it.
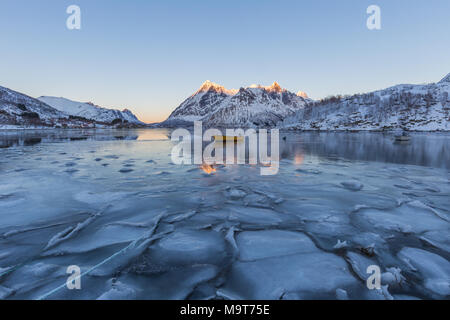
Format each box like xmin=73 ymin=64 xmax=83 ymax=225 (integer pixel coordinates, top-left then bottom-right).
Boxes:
xmin=163 ymin=81 xmax=311 ymax=127
xmin=282 ymin=74 xmax=450 ymax=131
xmin=38 ymin=96 xmax=144 ymax=125
xmin=0 ymin=85 xmax=78 ymax=128
xmin=1 ymin=86 xmax=64 ymax=120
xmin=0 ymin=85 xmax=144 ymax=129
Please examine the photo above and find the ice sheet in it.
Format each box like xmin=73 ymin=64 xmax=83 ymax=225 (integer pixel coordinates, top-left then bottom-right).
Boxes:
xmin=0 ymin=130 xmax=449 ymax=300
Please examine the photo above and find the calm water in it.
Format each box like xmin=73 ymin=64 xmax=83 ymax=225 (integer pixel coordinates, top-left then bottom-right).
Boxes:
xmin=0 ymin=129 xmax=449 ymax=300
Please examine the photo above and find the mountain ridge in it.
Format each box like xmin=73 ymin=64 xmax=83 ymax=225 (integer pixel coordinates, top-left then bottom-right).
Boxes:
xmin=282 ymin=74 xmax=450 ymax=131
xmin=0 ymin=85 xmax=144 ymax=129
xmin=38 ymin=96 xmax=144 ymax=125
xmin=2 ymin=73 xmax=449 ymax=131
xmin=438 ymin=73 xmax=450 ymax=84
xmin=160 ymin=74 xmax=449 ymax=131
xmin=163 ymin=81 xmax=311 ymax=127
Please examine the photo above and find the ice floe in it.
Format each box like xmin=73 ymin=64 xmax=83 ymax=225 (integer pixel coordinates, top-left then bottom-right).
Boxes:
xmin=236 ymin=230 xmax=317 ymax=261
xmin=1 ymin=130 xmax=449 ymax=300
xmin=398 ymin=247 xmax=450 ymax=296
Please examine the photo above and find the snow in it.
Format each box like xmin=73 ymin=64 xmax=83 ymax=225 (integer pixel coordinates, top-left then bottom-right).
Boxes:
xmin=382 ymin=268 xmax=405 ymax=286
xmin=438 ymin=73 xmax=450 ymax=84
xmin=1 ymin=84 xmax=145 ymax=129
xmin=1 ymin=85 xmax=137 ymax=129
xmin=0 ymin=86 xmax=64 ymax=120
xmin=333 ymin=239 xmax=348 ymax=249
xmin=164 ymin=81 xmax=310 ymax=127
xmin=282 ymin=75 xmax=450 ymax=131
xmin=159 ymin=75 xmax=450 ymax=131
xmin=38 ymin=96 xmax=143 ymax=124
xmin=196 ymin=80 xmax=238 ymax=96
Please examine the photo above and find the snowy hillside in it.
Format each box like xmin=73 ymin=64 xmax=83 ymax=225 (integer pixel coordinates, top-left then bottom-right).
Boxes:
xmin=0 ymin=85 xmax=78 ymax=128
xmin=163 ymin=81 xmax=311 ymax=127
xmin=1 ymin=86 xmax=64 ymax=120
xmin=283 ymin=74 xmax=450 ymax=131
xmin=38 ymin=96 xmax=144 ymax=125
xmin=0 ymin=85 xmax=144 ymax=129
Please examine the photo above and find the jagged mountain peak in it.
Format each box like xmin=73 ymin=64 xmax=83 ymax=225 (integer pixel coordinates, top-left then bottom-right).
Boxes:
xmin=267 ymin=81 xmax=283 ymax=93
xmin=196 ymin=80 xmax=237 ymax=95
xmin=196 ymin=81 xmax=308 ymax=97
xmin=438 ymin=73 xmax=450 ymax=84
xmin=165 ymin=80 xmax=310 ymax=127
xmin=198 ymin=80 xmax=220 ymax=91
xmin=296 ymin=91 xmax=309 ymax=98
xmin=248 ymin=82 xmax=288 ymax=94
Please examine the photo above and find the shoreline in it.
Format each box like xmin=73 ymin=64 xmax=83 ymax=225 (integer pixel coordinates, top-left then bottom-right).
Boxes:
xmin=1 ymin=126 xmax=449 ymax=133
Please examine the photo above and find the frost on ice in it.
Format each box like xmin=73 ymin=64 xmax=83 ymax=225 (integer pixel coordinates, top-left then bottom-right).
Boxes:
xmin=0 ymin=130 xmax=449 ymax=300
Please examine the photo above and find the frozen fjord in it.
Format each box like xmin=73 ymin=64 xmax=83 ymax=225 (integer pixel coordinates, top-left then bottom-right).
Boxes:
xmin=0 ymin=129 xmax=449 ymax=300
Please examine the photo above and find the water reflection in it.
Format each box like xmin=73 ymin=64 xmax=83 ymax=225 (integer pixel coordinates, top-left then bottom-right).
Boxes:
xmin=136 ymin=130 xmax=170 ymax=141
xmin=23 ymin=138 xmax=42 ymax=146
xmin=280 ymin=132 xmax=449 ymax=169
xmin=201 ymin=164 xmax=217 ymax=174
xmin=0 ymin=129 xmax=448 ymax=169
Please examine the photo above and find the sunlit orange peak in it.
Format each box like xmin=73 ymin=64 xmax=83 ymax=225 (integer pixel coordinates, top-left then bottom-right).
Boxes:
xmin=197 ymin=80 xmax=237 ymax=95
xmin=268 ymin=82 xmax=283 ymax=92
xmin=250 ymin=82 xmax=285 ymax=93
xmin=297 ymin=91 xmax=309 ymax=98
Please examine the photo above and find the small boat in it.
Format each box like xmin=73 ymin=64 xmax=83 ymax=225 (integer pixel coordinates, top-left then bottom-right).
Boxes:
xmin=214 ymin=135 xmax=244 ymax=142
xmin=394 ymin=128 xmax=411 ymax=142
xmin=395 ymin=135 xmax=411 ymax=142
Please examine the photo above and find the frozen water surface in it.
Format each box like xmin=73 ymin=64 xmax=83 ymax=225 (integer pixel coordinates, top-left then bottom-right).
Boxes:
xmin=0 ymin=129 xmax=449 ymax=300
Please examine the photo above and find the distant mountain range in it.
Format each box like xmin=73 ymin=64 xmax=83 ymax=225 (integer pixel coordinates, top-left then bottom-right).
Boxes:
xmin=2 ymin=73 xmax=449 ymax=131
xmin=161 ymin=81 xmax=311 ymax=127
xmin=0 ymin=85 xmax=143 ymax=129
xmin=161 ymin=75 xmax=449 ymax=131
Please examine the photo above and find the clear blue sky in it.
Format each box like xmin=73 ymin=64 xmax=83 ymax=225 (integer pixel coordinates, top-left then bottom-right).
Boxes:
xmin=1 ymin=0 xmax=449 ymax=122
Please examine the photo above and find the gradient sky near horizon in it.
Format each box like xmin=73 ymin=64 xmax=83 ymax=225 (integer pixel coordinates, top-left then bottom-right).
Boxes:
xmin=1 ymin=0 xmax=450 ymax=123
